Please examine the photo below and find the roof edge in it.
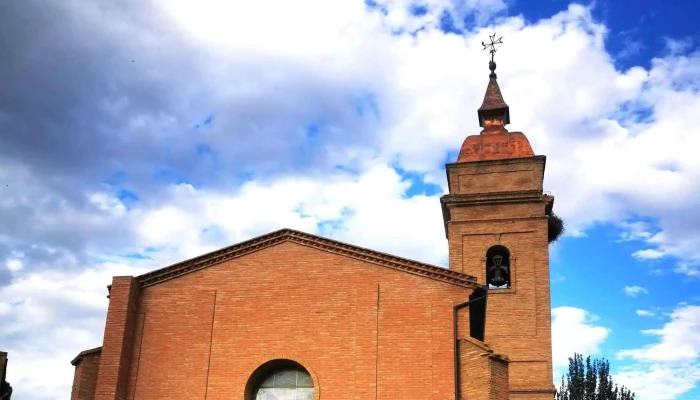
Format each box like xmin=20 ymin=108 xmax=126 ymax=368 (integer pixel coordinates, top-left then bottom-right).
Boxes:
xmin=461 ymin=337 xmax=510 ymax=363
xmin=137 ymin=228 xmax=478 ymax=289
xmin=447 ymin=152 xmax=545 ymax=168
xmin=70 ymin=346 xmax=102 ymax=366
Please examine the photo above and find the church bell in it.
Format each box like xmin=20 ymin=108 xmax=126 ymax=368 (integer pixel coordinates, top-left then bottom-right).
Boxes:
xmin=488 ymin=254 xmax=509 ymax=287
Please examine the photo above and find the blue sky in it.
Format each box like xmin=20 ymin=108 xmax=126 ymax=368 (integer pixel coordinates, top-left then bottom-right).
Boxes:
xmin=513 ymin=0 xmax=695 ymax=70
xmin=1 ymin=0 xmax=699 ymax=399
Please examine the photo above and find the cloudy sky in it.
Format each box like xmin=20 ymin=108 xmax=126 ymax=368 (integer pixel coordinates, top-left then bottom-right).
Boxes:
xmin=1 ymin=0 xmax=699 ymax=399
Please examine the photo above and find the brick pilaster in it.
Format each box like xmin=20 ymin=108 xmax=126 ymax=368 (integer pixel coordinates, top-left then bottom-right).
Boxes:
xmin=70 ymin=348 xmax=102 ymax=400
xmin=95 ymin=276 xmax=140 ymax=400
xmin=460 ymin=338 xmax=510 ymax=400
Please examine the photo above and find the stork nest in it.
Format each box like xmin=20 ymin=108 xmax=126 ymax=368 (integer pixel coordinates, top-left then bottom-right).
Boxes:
xmin=548 ymin=213 xmax=565 ymax=243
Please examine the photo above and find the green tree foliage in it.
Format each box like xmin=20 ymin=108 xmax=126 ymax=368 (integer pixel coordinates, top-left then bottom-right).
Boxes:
xmin=555 ymin=353 xmax=635 ymax=400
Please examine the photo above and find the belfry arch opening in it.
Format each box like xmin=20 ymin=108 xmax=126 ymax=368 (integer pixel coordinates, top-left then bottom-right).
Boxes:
xmin=486 ymin=245 xmax=511 ymax=289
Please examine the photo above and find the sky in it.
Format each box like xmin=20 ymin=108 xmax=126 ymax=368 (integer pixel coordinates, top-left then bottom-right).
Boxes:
xmin=0 ymin=0 xmax=699 ymax=399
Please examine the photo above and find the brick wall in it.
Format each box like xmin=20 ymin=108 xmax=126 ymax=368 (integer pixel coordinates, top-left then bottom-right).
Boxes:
xmin=459 ymin=338 xmax=509 ymax=400
xmin=445 ymin=156 xmax=545 ymax=196
xmin=489 ymin=353 xmax=509 ymax=400
xmin=119 ymin=241 xmax=477 ymax=400
xmin=460 ymin=340 xmax=490 ymax=400
xmin=71 ymin=349 xmax=102 ymax=400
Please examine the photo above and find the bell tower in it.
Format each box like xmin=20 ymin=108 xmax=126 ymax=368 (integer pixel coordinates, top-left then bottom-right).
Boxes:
xmin=441 ymin=48 xmax=557 ymax=399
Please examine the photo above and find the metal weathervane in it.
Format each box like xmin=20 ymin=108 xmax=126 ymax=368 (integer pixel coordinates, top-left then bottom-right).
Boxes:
xmin=482 ymin=33 xmax=503 ymax=63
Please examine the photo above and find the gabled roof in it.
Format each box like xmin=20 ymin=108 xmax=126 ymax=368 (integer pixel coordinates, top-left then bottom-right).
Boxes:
xmin=136 ymin=228 xmax=478 ymax=289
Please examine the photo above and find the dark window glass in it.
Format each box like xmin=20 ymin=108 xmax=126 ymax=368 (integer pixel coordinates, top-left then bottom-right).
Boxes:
xmin=255 ymin=368 xmax=314 ymax=400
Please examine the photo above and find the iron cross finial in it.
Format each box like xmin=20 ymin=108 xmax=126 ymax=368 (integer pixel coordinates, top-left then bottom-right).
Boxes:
xmin=481 ymin=33 xmax=504 ymax=63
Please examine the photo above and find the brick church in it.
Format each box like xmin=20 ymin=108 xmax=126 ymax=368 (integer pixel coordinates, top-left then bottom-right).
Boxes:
xmin=70 ymin=59 xmax=559 ymax=400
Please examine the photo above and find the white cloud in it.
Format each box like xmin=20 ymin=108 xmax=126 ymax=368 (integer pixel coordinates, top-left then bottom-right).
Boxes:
xmin=5 ymin=259 xmax=22 ymax=272
xmin=615 ymin=364 xmax=700 ymax=400
xmin=675 ymin=262 xmax=700 ymax=278
xmin=664 ymin=37 xmax=694 ymax=57
xmin=637 ymin=309 xmax=655 ymax=317
xmin=633 ymin=249 xmax=666 ymax=260
xmin=619 ymin=221 xmax=655 ymax=242
xmin=551 ymin=307 xmax=610 ymax=370
xmin=616 ymin=305 xmax=700 ymax=400
xmin=0 ymin=263 xmax=148 ymax=399
xmin=624 ymin=285 xmax=649 ymax=297
xmin=4 ymin=1 xmax=700 ymax=273
xmin=127 ymin=164 xmax=448 ymax=265
xmin=619 ymin=305 xmax=700 ymax=363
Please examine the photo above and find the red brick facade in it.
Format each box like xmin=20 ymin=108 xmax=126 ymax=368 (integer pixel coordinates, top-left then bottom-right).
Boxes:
xmin=72 ymin=65 xmax=555 ymax=400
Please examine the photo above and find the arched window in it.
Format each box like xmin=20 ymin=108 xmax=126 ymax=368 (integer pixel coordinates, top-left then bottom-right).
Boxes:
xmin=486 ymin=245 xmax=511 ymax=289
xmin=246 ymin=360 xmax=314 ymax=400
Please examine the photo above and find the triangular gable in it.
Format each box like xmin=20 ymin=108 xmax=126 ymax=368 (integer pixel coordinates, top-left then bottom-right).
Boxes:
xmin=136 ymin=228 xmax=478 ymax=289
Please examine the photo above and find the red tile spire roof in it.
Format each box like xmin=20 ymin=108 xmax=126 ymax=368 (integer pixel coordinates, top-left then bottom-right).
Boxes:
xmin=456 ymin=61 xmax=535 ymax=163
